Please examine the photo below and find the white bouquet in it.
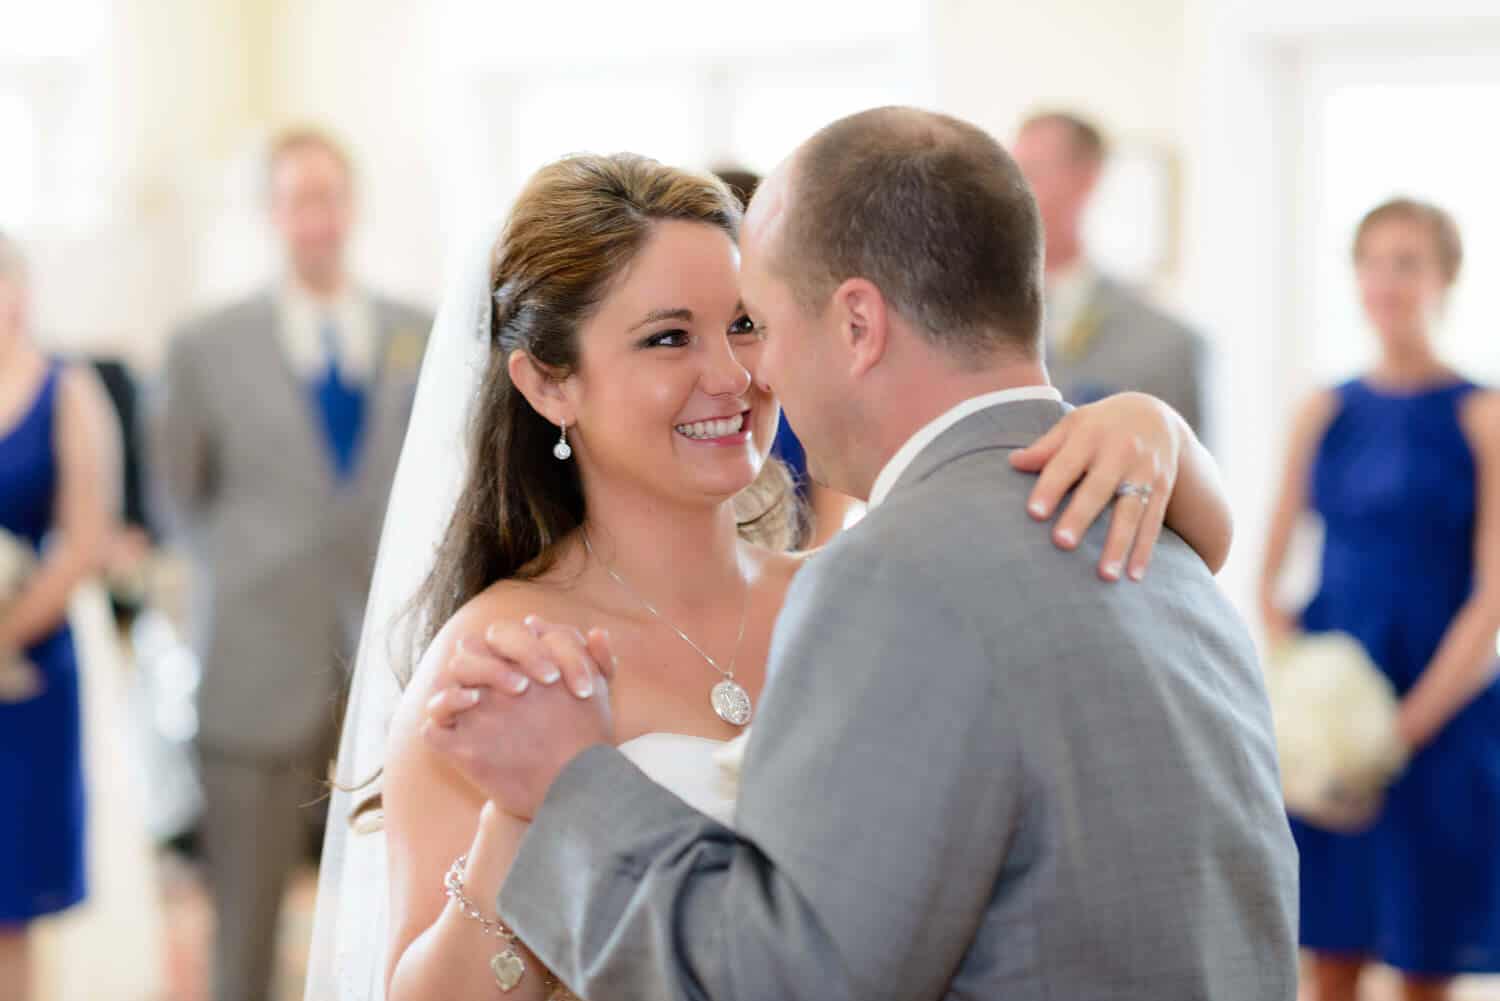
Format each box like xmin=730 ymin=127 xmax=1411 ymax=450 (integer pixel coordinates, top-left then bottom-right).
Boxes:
xmin=0 ymin=527 xmax=44 ymax=702
xmin=1266 ymin=631 xmax=1407 ymax=832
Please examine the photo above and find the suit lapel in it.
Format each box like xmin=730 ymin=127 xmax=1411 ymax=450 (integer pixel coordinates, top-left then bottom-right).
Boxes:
xmin=1058 ymin=298 xmax=1103 ymax=363
xmin=237 ymin=292 xmax=336 ymax=494
xmin=1060 ymin=273 xmax=1127 ymax=365
xmin=1060 ymin=276 xmax=1136 ymax=364
xmin=353 ymin=299 xmax=424 ymax=498
xmin=236 ymin=292 xmax=422 ymax=500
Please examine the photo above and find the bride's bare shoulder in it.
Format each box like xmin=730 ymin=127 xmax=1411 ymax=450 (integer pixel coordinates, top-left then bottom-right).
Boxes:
xmin=395 ymin=578 xmax=570 ymax=720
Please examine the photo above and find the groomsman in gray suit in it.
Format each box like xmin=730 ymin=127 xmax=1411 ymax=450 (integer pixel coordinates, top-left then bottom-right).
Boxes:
xmin=1014 ymin=111 xmax=1210 ymax=437
xmin=430 ymin=108 xmax=1296 ymax=999
xmin=152 ymin=128 xmax=430 ymax=1001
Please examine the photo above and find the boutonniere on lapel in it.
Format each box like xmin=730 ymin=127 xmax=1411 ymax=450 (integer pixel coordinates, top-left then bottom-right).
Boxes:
xmin=1059 ymin=300 xmax=1102 ymax=364
xmin=383 ymin=328 xmax=428 ymax=379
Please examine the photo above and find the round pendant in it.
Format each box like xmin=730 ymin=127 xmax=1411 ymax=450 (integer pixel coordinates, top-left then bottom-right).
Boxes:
xmin=553 ymin=439 xmax=572 ymax=461
xmin=711 ymin=679 xmax=753 ymax=727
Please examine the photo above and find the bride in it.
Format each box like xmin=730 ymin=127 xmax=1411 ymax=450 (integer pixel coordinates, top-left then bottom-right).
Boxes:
xmin=307 ymin=151 xmax=1233 ymax=1000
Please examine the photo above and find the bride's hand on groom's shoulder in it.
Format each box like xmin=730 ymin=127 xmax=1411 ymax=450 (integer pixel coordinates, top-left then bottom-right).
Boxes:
xmin=422 ymin=615 xmax=617 ymax=819
xmin=1010 ymin=392 xmax=1184 ymax=582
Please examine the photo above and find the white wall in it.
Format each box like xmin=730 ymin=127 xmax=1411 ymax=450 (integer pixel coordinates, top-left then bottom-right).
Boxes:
xmin=933 ymin=0 xmax=1193 ymax=296
xmin=264 ymin=0 xmax=445 ymax=310
xmin=7 ymin=0 xmax=261 ymax=366
xmin=933 ymin=0 xmax=1188 ymax=149
xmin=11 ymin=0 xmax=1203 ymax=370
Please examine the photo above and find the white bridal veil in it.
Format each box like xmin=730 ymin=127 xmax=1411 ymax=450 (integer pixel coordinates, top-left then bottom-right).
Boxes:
xmin=305 ymin=224 xmax=499 ymax=1000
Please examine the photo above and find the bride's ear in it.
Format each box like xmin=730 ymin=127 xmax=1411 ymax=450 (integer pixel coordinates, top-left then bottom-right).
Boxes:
xmin=507 ymin=349 xmax=574 ymax=426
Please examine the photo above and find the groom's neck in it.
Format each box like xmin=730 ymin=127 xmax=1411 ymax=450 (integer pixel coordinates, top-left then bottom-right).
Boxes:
xmin=853 ymin=355 xmax=1051 ymax=498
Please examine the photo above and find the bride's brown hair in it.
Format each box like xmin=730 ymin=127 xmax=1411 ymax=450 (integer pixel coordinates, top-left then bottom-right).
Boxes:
xmin=407 ymin=152 xmax=797 ymax=679
xmin=345 ymin=155 xmax=797 ymax=825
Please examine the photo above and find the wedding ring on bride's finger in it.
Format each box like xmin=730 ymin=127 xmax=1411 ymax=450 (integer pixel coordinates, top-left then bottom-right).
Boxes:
xmin=1115 ymin=481 xmax=1153 ymax=503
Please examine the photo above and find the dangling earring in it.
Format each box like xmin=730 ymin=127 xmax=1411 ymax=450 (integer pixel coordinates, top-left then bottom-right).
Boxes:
xmin=553 ymin=421 xmax=572 ymax=461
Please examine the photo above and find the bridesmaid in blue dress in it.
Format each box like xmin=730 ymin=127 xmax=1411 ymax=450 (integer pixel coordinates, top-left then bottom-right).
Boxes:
xmin=0 ymin=233 xmax=117 ymax=1001
xmin=1261 ymin=200 xmax=1500 ymax=1001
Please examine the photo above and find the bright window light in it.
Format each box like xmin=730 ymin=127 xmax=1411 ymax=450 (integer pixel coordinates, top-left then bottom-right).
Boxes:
xmin=1306 ymin=82 xmax=1500 ymax=385
xmin=0 ymin=91 xmax=38 ymax=227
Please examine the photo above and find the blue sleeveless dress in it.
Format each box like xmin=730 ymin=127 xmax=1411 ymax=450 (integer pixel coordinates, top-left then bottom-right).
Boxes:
xmin=771 ymin=412 xmax=809 ymax=498
xmin=0 ymin=363 xmax=87 ymax=923
xmin=1294 ymin=377 xmax=1500 ymax=975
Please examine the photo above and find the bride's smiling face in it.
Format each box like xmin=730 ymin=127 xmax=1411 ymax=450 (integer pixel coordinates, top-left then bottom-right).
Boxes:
xmin=563 ymin=220 xmax=778 ymax=505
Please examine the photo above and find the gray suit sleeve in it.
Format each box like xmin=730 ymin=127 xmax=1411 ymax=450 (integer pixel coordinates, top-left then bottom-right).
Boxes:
xmin=150 ymin=332 xmax=217 ymax=531
xmin=1168 ymin=332 xmax=1208 ymax=442
xmin=500 ymin=542 xmax=1022 ymax=1001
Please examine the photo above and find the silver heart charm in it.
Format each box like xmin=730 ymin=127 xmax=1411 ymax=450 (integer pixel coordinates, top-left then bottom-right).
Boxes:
xmin=490 ymin=948 xmax=527 ymax=992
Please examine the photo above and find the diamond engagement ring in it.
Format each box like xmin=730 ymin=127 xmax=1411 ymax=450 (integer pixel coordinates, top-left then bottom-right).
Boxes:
xmin=1116 ymin=481 xmax=1153 ymax=502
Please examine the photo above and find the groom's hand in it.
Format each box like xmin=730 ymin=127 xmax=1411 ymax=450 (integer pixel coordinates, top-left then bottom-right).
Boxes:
xmin=423 ymin=649 xmax=615 ymax=819
xmin=448 ymin=616 xmax=617 ymax=700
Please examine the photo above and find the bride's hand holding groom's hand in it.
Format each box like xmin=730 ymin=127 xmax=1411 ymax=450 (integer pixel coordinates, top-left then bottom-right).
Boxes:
xmin=423 ymin=617 xmax=617 ymax=820
xmin=434 ymin=616 xmax=615 ymax=702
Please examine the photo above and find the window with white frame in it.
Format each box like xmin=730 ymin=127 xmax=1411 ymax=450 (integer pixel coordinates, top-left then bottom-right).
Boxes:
xmin=430 ymin=0 xmax=933 ymax=255
xmin=1294 ymin=39 xmax=1500 ymax=390
xmin=0 ymin=0 xmax=112 ymax=231
xmin=0 ymin=88 xmax=39 ymax=227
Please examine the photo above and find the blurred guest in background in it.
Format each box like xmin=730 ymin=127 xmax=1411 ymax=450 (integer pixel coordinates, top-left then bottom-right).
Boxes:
xmin=1013 ymin=111 xmax=1208 ymax=436
xmin=151 ymin=127 xmax=431 ymax=1001
xmin=0 ymin=231 xmax=119 ymax=1001
xmin=1261 ymin=199 xmax=1500 ymax=1001
xmin=713 ymin=164 xmax=857 ymax=546
xmin=89 ymin=356 xmax=156 ymax=626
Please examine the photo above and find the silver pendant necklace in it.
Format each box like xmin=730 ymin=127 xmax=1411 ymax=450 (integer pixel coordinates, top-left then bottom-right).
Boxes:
xmin=582 ymin=528 xmax=754 ymax=727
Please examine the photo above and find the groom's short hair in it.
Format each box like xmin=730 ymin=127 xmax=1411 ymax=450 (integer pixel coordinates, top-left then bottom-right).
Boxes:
xmin=779 ymin=107 xmax=1043 ymax=360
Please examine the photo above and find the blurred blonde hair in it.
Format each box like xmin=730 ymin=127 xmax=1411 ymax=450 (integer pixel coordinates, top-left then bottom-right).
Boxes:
xmin=1020 ymin=110 xmax=1109 ymax=167
xmin=411 ymin=152 xmax=798 ymax=667
xmin=265 ymin=124 xmax=356 ymax=196
xmin=0 ymin=229 xmax=25 ymax=282
xmin=1354 ymin=197 xmax=1463 ymax=285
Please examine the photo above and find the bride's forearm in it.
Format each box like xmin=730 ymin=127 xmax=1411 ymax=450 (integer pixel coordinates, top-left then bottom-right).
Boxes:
xmin=1162 ymin=421 xmax=1232 ymax=574
xmin=0 ymin=539 xmax=98 ymax=651
xmin=389 ymin=804 xmax=556 ymax=1001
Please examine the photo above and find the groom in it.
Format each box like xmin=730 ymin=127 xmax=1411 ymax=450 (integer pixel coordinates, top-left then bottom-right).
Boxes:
xmin=431 ymin=107 xmax=1298 ymax=999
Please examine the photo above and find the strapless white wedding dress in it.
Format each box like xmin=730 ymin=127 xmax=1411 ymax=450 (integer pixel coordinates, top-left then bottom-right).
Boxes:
xmin=617 ymin=732 xmax=741 ymax=828
xmin=315 ymin=732 xmax=747 ymax=1001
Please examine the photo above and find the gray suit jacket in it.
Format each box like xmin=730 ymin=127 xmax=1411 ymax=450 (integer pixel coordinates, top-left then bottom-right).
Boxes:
xmin=151 ymin=289 xmax=430 ymax=758
xmin=502 ymin=399 xmax=1298 ymax=1000
xmin=1049 ymin=275 xmax=1209 ymax=438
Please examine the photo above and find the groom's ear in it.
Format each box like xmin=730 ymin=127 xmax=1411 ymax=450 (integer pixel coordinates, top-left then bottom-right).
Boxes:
xmin=507 ymin=349 xmax=574 ymax=425
xmin=833 ymin=278 xmax=890 ymax=378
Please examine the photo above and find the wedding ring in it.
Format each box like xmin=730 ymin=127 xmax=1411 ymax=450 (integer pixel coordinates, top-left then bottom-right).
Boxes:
xmin=1115 ymin=481 xmax=1153 ymax=502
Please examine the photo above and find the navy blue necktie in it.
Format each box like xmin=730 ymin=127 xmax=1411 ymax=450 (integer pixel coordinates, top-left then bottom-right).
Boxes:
xmin=311 ymin=317 xmax=366 ymax=483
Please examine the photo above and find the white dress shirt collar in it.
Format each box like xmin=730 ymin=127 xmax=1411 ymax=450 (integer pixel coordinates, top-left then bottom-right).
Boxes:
xmin=867 ymin=385 xmax=1064 ymax=510
xmin=278 ymin=281 xmax=377 ymax=383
